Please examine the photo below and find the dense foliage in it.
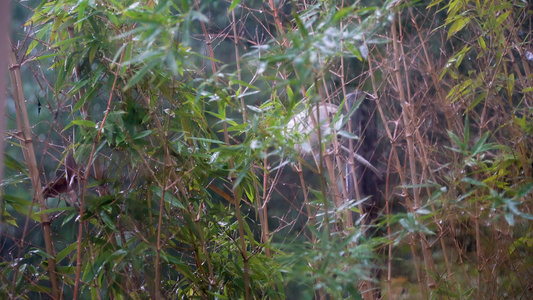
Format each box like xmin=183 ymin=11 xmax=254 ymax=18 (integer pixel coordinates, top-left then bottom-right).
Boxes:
xmin=2 ymin=0 xmax=533 ymax=299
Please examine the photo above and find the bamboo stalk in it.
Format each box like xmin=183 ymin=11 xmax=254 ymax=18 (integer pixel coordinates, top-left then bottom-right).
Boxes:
xmin=0 ymin=0 xmax=9 ymax=194
xmin=221 ymin=115 xmax=251 ymax=300
xmin=390 ymin=8 xmax=437 ymax=292
xmin=406 ymin=6 xmax=456 ymax=283
xmin=360 ymin=10 xmax=426 ymax=299
xmin=74 ymin=47 xmax=125 ymax=300
xmin=337 ymin=13 xmax=377 ymax=299
xmin=8 ymin=39 xmax=61 ymax=300
xmin=154 ymin=164 xmax=171 ymax=299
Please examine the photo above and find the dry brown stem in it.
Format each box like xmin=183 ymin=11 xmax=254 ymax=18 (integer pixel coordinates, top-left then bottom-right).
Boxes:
xmin=8 ymin=39 xmax=60 ymax=300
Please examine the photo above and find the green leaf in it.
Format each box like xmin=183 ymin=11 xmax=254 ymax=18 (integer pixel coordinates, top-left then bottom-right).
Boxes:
xmin=3 ymin=153 xmax=29 ymax=176
xmin=287 ymin=85 xmax=294 ymax=101
xmin=461 ymin=177 xmax=487 ymax=187
xmin=496 ymin=11 xmax=510 ymax=27
xmin=515 ymin=182 xmax=533 ymax=198
xmin=34 ymin=206 xmax=76 ymax=215
xmin=230 ymin=79 xmax=258 ymax=90
xmin=25 ymin=23 xmax=50 ymax=55
xmin=73 ymin=120 xmax=96 ymax=128
xmin=447 ymin=16 xmax=470 ymax=39
xmin=122 ymin=50 xmax=163 ymax=66
xmin=124 ymin=60 xmax=159 ymax=90
xmin=88 ymin=41 xmax=99 ymax=63
xmin=333 ymin=7 xmax=353 ymax=22
xmin=151 ymin=186 xmax=186 ymax=209
xmin=100 ymin=212 xmax=117 ymax=231
xmin=522 ymin=87 xmax=533 ymax=93
xmin=2 ymin=209 xmax=18 ymax=227
xmin=337 ymin=130 xmax=358 ymax=140
xmin=56 ymin=242 xmax=78 ymax=262
xmin=166 ymin=52 xmax=180 ymax=76
xmin=77 ymin=0 xmax=88 ymax=28
xmin=73 ymin=83 xmax=98 ymax=112
xmin=29 ymin=248 xmax=54 ymax=259
xmin=132 ymin=130 xmax=152 ymax=140
xmin=471 ymin=132 xmax=490 ymax=155
xmin=504 ymin=212 xmax=514 ymax=226
xmin=477 ymin=36 xmax=486 ymax=50
xmin=400 ymin=182 xmax=442 ymax=189
xmin=447 ymin=130 xmax=466 ymax=152
xmin=55 ymin=58 xmax=69 ymax=94
xmin=293 ymin=11 xmax=308 ymax=38
xmin=234 ymin=162 xmax=250 ymax=189
xmin=464 ymin=114 xmax=470 ymax=148
xmin=106 ymin=11 xmax=119 ymax=26
xmin=29 ymin=52 xmax=67 ymax=61
xmin=228 ymin=0 xmax=241 ymax=12
xmin=62 ymin=210 xmax=78 ymax=226
xmin=467 ymin=91 xmax=486 ymax=111
xmin=507 ymin=73 xmax=515 ymax=99
xmin=50 ymin=36 xmax=83 ymax=49
xmin=187 ymin=137 xmax=225 ymax=144
xmin=161 ymin=253 xmax=196 ymax=280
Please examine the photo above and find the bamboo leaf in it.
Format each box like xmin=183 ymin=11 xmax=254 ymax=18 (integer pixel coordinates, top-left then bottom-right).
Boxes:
xmin=447 ymin=16 xmax=470 ymax=39
xmin=229 ymin=0 xmax=241 ymax=12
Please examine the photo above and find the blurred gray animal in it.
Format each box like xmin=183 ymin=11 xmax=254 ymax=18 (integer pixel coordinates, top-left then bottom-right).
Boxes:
xmin=287 ymin=92 xmax=381 ymax=178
